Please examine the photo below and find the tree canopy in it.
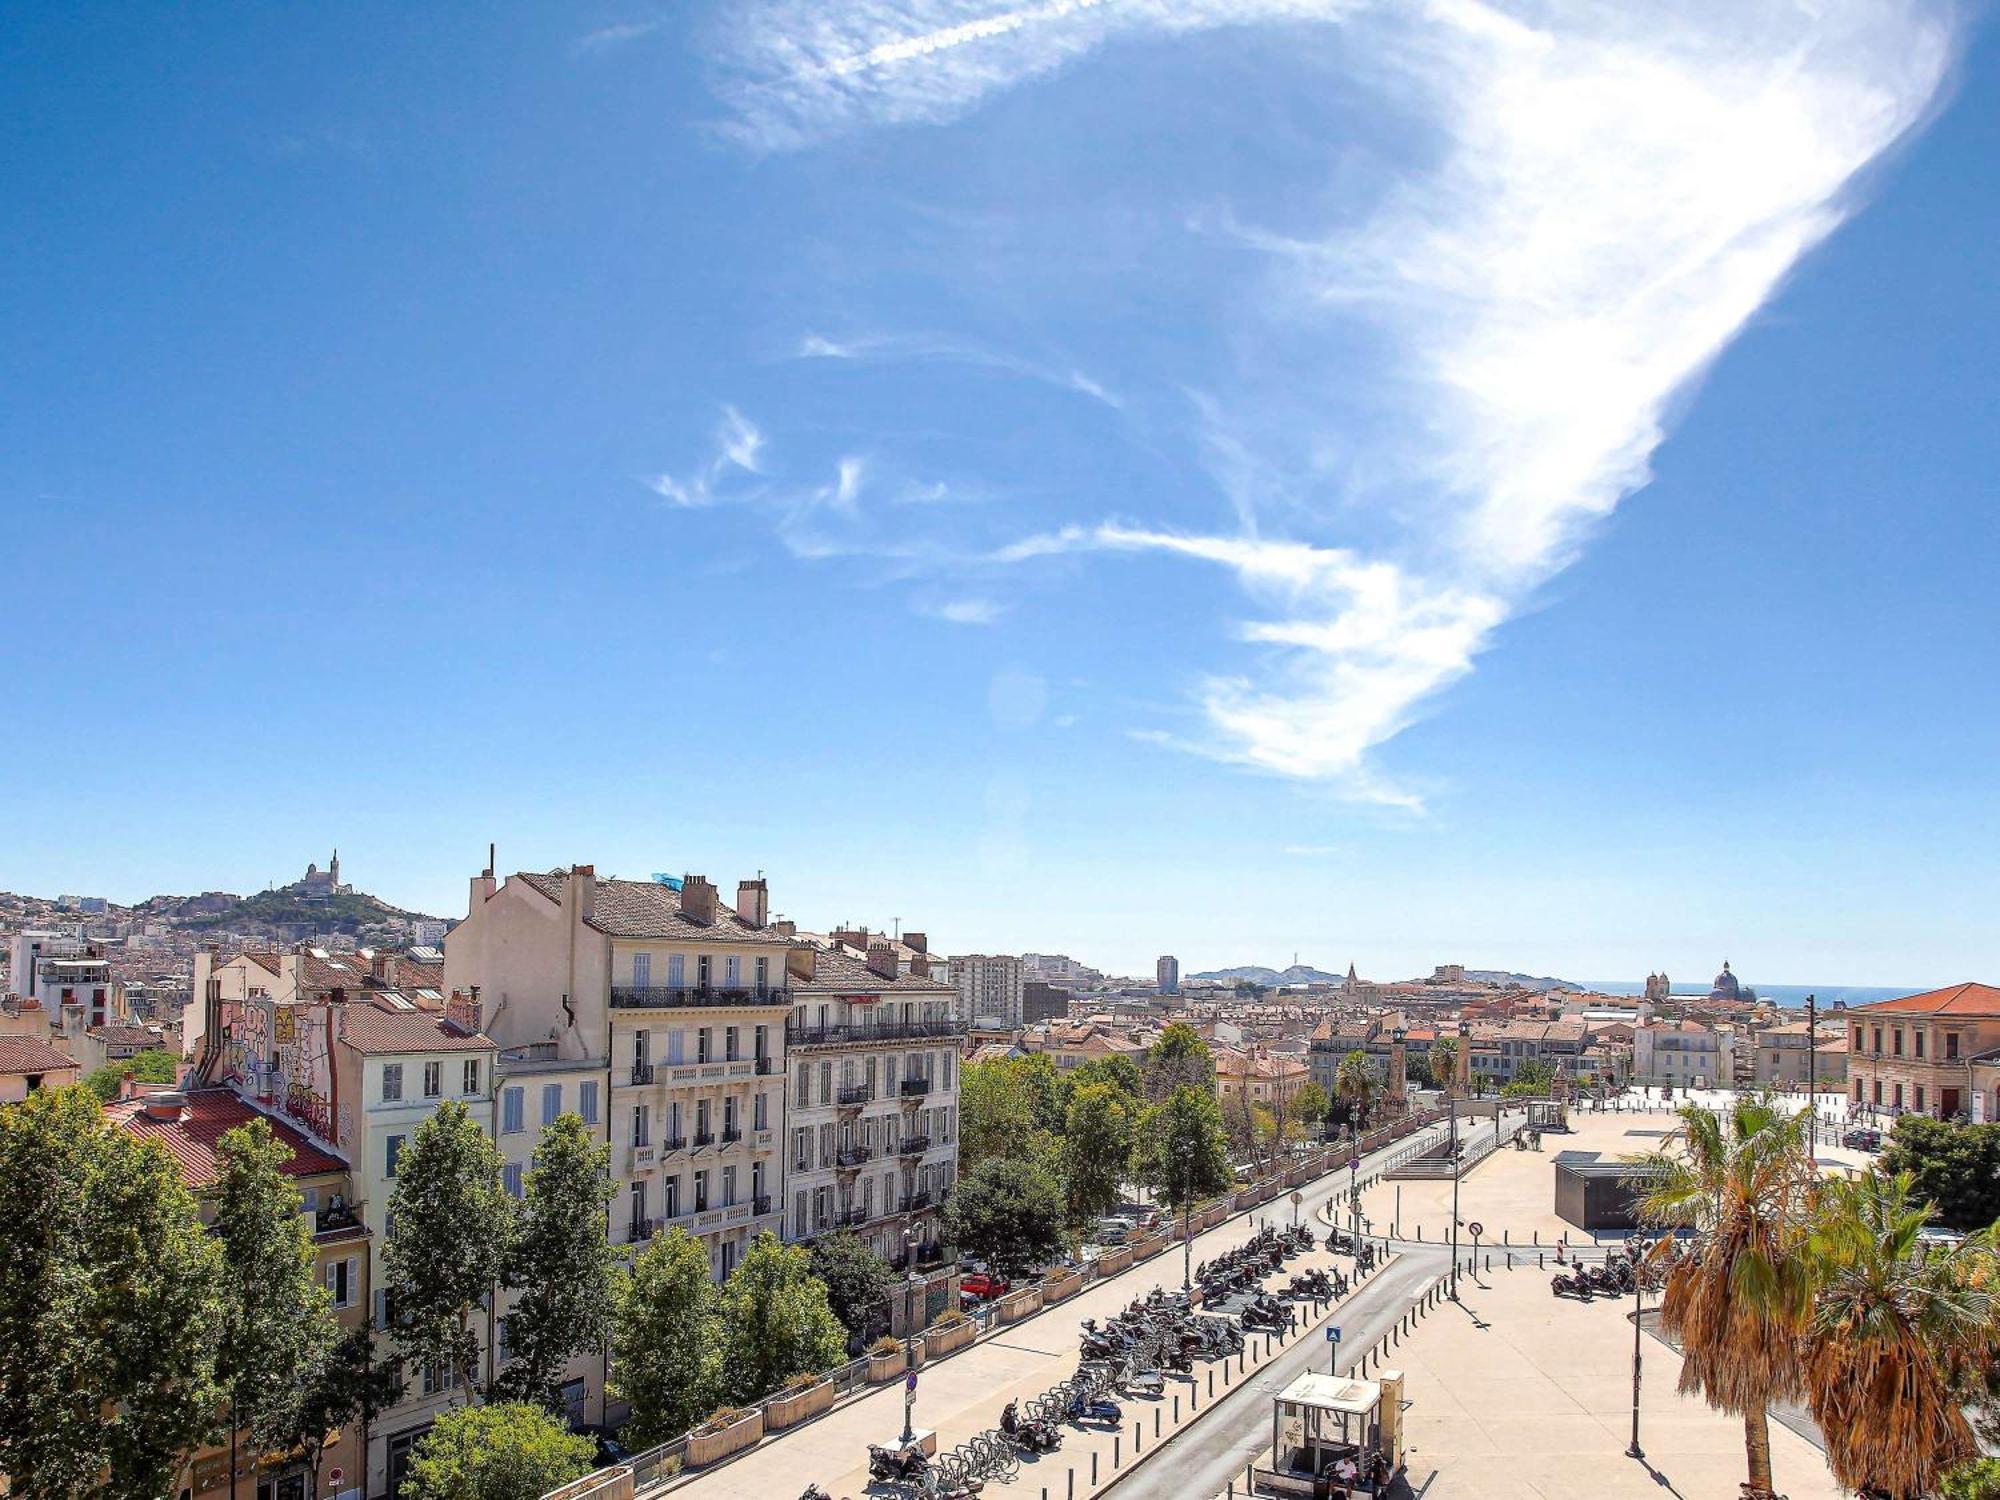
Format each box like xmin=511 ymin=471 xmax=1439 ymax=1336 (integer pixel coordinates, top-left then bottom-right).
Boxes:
xmin=402 ymin=1400 xmax=595 ymax=1500
xmin=1062 ymin=1081 xmax=1136 ymax=1225
xmin=717 ymin=1232 xmax=848 ymax=1403
xmin=612 ymin=1228 xmax=719 ymax=1447
xmin=0 ymin=1087 xmax=225 ymax=1500
xmin=1880 ymin=1117 xmax=2000 ymax=1232
xmin=807 ymin=1231 xmax=894 ymax=1344
xmin=1145 ymin=1023 xmax=1214 ymax=1100
xmin=1133 ymin=1084 xmax=1234 ymax=1213
xmin=383 ymin=1098 xmax=515 ymax=1395
xmin=81 ymin=1048 xmax=181 ymax=1102
xmin=959 ymin=1057 xmax=1062 ymax=1172
xmin=495 ymin=1113 xmax=617 ymax=1410
xmin=943 ymin=1155 xmax=1066 ymax=1277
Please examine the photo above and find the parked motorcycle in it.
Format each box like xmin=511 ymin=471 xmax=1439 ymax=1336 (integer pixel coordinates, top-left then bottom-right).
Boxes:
xmin=869 ymin=1444 xmax=932 ymax=1482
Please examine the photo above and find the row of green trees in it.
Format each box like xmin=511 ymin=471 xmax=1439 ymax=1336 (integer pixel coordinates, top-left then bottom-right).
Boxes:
xmin=1634 ymin=1099 xmax=2000 ymax=1500
xmin=0 ymin=1087 xmax=404 ymax=1500
xmin=946 ymin=1024 xmax=1238 ymax=1275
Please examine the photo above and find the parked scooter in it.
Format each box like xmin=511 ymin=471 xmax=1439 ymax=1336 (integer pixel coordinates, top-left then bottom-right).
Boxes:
xmin=869 ymin=1444 xmax=932 ymax=1482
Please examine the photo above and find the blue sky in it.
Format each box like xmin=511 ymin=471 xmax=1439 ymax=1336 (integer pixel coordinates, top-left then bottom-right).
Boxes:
xmin=4 ymin=2 xmax=1995 ymax=984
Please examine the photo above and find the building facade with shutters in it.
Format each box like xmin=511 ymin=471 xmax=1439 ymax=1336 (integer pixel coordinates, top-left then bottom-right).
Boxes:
xmin=783 ymin=940 xmax=962 ymax=1266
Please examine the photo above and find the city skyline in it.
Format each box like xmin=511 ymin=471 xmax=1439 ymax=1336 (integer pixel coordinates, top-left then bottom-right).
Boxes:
xmin=5 ymin=5 xmax=1997 ymax=985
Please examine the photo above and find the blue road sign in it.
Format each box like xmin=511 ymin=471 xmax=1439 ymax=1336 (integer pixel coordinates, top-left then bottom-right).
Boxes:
xmin=906 ymin=1372 xmax=918 ymax=1393
xmin=1327 ymin=1325 xmax=1342 ymax=1342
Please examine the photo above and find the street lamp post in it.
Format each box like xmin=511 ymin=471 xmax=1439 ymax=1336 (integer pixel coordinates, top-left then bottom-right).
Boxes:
xmin=901 ymin=1228 xmax=919 ymax=1444
xmin=1447 ymin=1092 xmax=1461 ymax=1299
xmin=1804 ymin=992 xmax=1818 ymax=1163
xmin=1179 ymin=1139 xmax=1194 ymax=1292
xmin=1626 ymin=1243 xmax=1645 ymax=1460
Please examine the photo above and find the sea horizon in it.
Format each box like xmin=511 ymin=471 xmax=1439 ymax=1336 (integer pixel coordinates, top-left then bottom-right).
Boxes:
xmin=1583 ymin=980 xmax=1919 ymax=1009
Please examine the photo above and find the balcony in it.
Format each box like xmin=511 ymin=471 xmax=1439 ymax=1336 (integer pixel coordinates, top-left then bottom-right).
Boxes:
xmin=720 ymin=1127 xmax=743 ymax=1146
xmin=692 ymin=1131 xmax=715 ymax=1149
xmin=899 ymin=1077 xmax=933 ymax=1099
xmin=788 ymin=1017 xmax=965 ymax=1047
xmin=836 ymin=1206 xmax=874 ymax=1228
xmin=898 ymin=1191 xmax=932 ymax=1214
xmin=755 ymin=1055 xmax=774 ymax=1075
xmin=897 ymin=1134 xmax=930 ymax=1157
xmin=662 ymin=1134 xmax=687 ymax=1153
xmin=628 ymin=1217 xmax=656 ymax=1242
xmin=611 ymin=984 xmax=792 ymax=1010
xmin=314 ymin=1200 xmax=364 ymax=1237
xmin=753 ymin=1194 xmax=772 ymax=1216
xmin=835 ymin=1146 xmax=874 ymax=1169
xmin=630 ymin=1062 xmax=656 ymax=1086
xmin=836 ymin=1083 xmax=874 ymax=1108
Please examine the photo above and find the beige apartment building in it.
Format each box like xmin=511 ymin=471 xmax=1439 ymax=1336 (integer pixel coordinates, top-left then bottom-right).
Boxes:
xmin=445 ymin=864 xmax=790 ymax=1278
xmin=1845 ymin=982 xmax=2000 ymax=1121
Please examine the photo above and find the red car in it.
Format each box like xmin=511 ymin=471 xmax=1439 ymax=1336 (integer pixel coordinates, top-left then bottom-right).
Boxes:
xmin=960 ymin=1272 xmax=1010 ymax=1300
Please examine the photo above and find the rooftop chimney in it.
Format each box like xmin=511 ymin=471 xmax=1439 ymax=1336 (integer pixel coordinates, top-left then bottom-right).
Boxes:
xmin=569 ymin=865 xmax=597 ymax=926
xmin=446 ymin=987 xmax=484 ymax=1037
xmin=681 ymin=876 xmax=718 ymax=926
xmin=832 ymin=927 xmax=870 ymax=953
xmin=866 ymin=940 xmax=900 ymax=981
xmin=902 ymin=931 xmax=927 ymax=955
xmin=786 ymin=946 xmax=817 ymax=983
xmin=735 ymin=879 xmax=768 ymax=929
xmin=774 ymin=919 xmax=797 ymax=938
xmin=142 ymin=1091 xmax=187 ymax=1123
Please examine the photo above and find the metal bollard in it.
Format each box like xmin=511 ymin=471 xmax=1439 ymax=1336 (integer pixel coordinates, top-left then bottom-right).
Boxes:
xmin=1155 ymin=1408 xmax=1162 ymax=1438
xmin=1093 ymin=1454 xmax=1099 ymax=1485
xmin=1208 ymin=1369 xmax=1214 ymax=1399
xmin=1068 ymin=1470 xmax=1075 ymax=1500
xmin=1174 ymin=1394 xmax=1180 ymax=1422
xmin=1114 ymin=1435 xmax=1121 ymax=1468
xmin=1135 ymin=1420 xmax=1143 ymax=1454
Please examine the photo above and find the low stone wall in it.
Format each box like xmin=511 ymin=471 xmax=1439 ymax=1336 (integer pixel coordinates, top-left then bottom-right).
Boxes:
xmin=545 ymin=1468 xmax=634 ymax=1500
xmin=867 ymin=1348 xmax=906 ymax=1382
xmin=997 ymin=1285 xmax=1044 ymax=1323
xmin=1129 ymin=1230 xmax=1170 ymax=1260
xmin=926 ymin=1317 xmax=975 ymax=1355
xmin=686 ymin=1410 xmax=763 ymax=1468
xmin=765 ymin=1380 xmax=834 ymax=1431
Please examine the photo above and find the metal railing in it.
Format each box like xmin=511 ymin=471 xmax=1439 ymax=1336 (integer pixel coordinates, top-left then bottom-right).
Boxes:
xmin=720 ymin=1127 xmax=742 ymax=1145
xmin=789 ymin=1017 xmax=964 ymax=1047
xmin=692 ymin=1131 xmax=714 ymax=1148
xmin=662 ymin=1134 xmax=686 ymax=1152
xmin=900 ymin=1077 xmax=933 ymax=1098
xmin=898 ymin=1191 xmax=932 ymax=1214
xmin=898 ymin=1134 xmax=931 ymax=1156
xmin=610 ymin=984 xmax=792 ymax=1009
xmin=630 ymin=1062 xmax=655 ymax=1085
xmin=836 ymin=1146 xmax=873 ymax=1168
xmin=753 ymin=1194 xmax=772 ymax=1216
xmin=837 ymin=1083 xmax=874 ymax=1106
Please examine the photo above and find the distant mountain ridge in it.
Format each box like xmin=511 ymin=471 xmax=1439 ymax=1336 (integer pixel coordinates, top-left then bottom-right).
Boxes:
xmin=1187 ymin=963 xmax=1344 ymax=985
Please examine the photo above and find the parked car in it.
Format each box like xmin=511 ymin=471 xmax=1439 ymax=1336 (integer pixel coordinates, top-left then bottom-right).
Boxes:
xmin=960 ymin=1271 xmax=1010 ymax=1300
xmin=1094 ymin=1219 xmax=1132 ymax=1245
xmin=1843 ymin=1127 xmax=1882 ymax=1151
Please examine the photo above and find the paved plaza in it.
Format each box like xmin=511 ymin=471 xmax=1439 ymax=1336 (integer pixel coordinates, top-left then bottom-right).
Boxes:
xmin=1385 ymin=1262 xmax=1841 ymax=1500
xmin=659 ymin=1105 xmax=1855 ymax=1500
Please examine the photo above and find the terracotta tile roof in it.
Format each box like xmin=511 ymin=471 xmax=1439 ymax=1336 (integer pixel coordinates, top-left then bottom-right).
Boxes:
xmin=0 ymin=1036 xmax=80 ymax=1076
xmin=1847 ymin=982 xmax=2000 ymax=1018
xmin=337 ymin=999 xmax=495 ymax=1054
xmin=792 ymin=947 xmax=956 ymax=995
xmin=516 ymin=871 xmax=779 ymax=942
xmin=87 ymin=1024 xmax=166 ymax=1048
xmin=108 ymin=1088 xmax=345 ymax=1186
xmin=295 ymin=950 xmax=372 ymax=995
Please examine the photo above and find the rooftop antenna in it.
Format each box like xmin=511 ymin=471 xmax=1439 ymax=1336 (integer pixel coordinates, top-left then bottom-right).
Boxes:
xmin=892 ymin=917 xmax=902 ymax=939
xmin=486 ymin=842 xmax=495 ymax=879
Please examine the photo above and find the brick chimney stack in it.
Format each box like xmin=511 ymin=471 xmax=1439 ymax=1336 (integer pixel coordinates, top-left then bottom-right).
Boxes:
xmin=735 ymin=879 xmax=768 ymax=928
xmin=681 ymin=875 xmax=718 ymax=925
xmin=866 ymin=940 xmax=900 ymax=981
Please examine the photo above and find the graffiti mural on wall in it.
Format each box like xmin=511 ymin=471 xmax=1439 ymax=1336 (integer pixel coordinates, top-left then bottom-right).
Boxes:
xmin=219 ymin=997 xmax=346 ymax=1151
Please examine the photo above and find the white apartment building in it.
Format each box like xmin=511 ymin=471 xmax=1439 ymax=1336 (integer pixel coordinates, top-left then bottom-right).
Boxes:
xmin=949 ymin=953 xmax=1025 ymax=1029
xmin=445 ymin=865 xmax=789 ymax=1280
xmin=1633 ymin=1020 xmax=1735 ymax=1088
xmin=785 ymin=939 xmax=961 ymax=1265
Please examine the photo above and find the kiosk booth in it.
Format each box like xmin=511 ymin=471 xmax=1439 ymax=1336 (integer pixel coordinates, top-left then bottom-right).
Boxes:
xmin=1260 ymin=1371 xmax=1405 ymax=1497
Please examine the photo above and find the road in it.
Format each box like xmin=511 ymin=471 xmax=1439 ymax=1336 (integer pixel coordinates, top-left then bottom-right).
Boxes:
xmin=1102 ymin=1249 xmax=1447 ymax=1500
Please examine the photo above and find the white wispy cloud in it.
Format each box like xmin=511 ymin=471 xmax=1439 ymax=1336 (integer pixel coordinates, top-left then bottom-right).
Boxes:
xmin=702 ymin=1 xmax=1957 ymax=803
xmin=576 ymin=19 xmax=663 ymax=54
xmin=921 ymin=596 xmax=1006 ymax=624
xmin=795 ymin=329 xmax=1121 ymax=409
xmin=645 ymin=405 xmax=766 ymax=507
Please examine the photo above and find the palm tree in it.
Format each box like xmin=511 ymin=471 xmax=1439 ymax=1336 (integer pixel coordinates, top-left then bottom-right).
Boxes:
xmin=1634 ymin=1100 xmax=1818 ymax=1500
xmin=1800 ymin=1170 xmax=1998 ymax=1499
xmin=1335 ymin=1051 xmax=1375 ymax=1132
xmin=1428 ymin=1037 xmax=1457 ymax=1094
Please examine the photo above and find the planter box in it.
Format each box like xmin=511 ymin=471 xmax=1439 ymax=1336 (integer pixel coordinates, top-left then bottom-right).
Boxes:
xmin=686 ymin=1410 xmax=764 ymax=1468
xmin=1095 ymin=1245 xmax=1134 ymax=1276
xmin=1130 ymin=1232 xmax=1168 ymax=1260
xmin=998 ymin=1286 xmax=1044 ymax=1323
xmin=1043 ymin=1269 xmax=1084 ymax=1302
xmin=765 ymin=1379 xmax=834 ymax=1430
xmin=926 ymin=1318 xmax=975 ymax=1356
xmin=867 ymin=1349 xmax=907 ymax=1383
xmin=1234 ymin=1188 xmax=1260 ymax=1211
xmin=1204 ymin=1203 xmax=1230 ymax=1229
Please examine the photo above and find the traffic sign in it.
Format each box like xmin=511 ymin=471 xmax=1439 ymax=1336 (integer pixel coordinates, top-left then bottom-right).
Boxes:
xmin=1290 ymin=1190 xmax=1303 ymax=1205
xmin=1348 ymin=1156 xmax=1361 ymax=1171
xmin=906 ymin=1372 xmax=918 ymax=1393
xmin=1327 ymin=1325 xmax=1342 ymax=1342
